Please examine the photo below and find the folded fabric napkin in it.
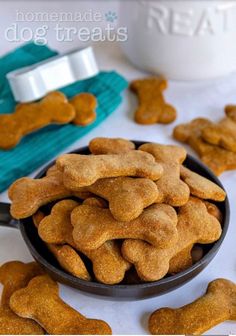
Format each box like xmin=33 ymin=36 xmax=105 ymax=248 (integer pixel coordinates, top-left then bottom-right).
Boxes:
xmin=0 ymin=43 xmax=128 ymax=192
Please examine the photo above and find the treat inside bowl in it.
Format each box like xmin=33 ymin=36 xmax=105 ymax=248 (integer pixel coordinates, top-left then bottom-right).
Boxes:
xmin=6 ymin=139 xmax=229 ymax=299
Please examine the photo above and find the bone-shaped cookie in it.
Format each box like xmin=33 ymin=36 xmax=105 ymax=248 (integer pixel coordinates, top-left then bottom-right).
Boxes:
xmin=122 ymin=197 xmax=222 ymax=281
xmin=86 ymin=176 xmax=160 ymax=221
xmin=72 ymin=203 xmax=178 ymax=250
xmin=56 ymin=150 xmax=163 ymax=189
xmin=130 ymin=77 xmax=177 ymax=124
xmin=8 ymin=166 xmax=75 ymax=219
xmin=173 ymin=117 xmax=236 ymax=175
xmin=38 ymin=201 xmax=130 ymax=284
xmin=33 ymin=210 xmax=91 ymax=281
xmin=0 ymin=261 xmax=44 ymax=335
xmin=0 ymin=91 xmax=75 ymax=149
xmin=149 ymin=278 xmax=236 ymax=335
xmin=139 ymin=143 xmax=190 ymax=206
xmin=10 ymin=275 xmax=112 ymax=335
xmin=89 ymin=137 xmax=135 ymax=154
xmin=180 ymin=166 xmax=226 ymax=201
xmin=70 ymin=93 xmax=97 ymax=126
xmin=202 ymin=116 xmax=236 ymax=152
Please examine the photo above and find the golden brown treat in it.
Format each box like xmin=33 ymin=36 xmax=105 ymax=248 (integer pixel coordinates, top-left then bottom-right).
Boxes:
xmin=56 ymin=150 xmax=163 ymax=189
xmin=10 ymin=275 xmax=112 ymax=335
xmin=168 ymin=245 xmax=193 ymax=274
xmin=86 ymin=177 xmax=160 ymax=221
xmin=122 ymin=198 xmax=222 ymax=281
xmin=139 ymin=143 xmax=190 ymax=206
xmin=149 ymin=278 xmax=236 ymax=335
xmin=180 ymin=166 xmax=226 ymax=201
xmin=38 ymin=200 xmax=79 ymax=248
xmin=89 ymin=137 xmax=135 ymax=154
xmin=0 ymin=92 xmax=75 ymax=150
xmin=72 ymin=204 xmax=178 ymax=250
xmin=173 ymin=117 xmax=236 ymax=175
xmin=0 ymin=261 xmax=44 ymax=335
xmin=82 ymin=196 xmax=108 ymax=208
xmin=202 ymin=117 xmax=236 ymax=152
xmin=130 ymin=77 xmax=177 ymax=124
xmin=33 ymin=212 xmax=91 ymax=281
xmin=0 ymin=261 xmax=44 ymax=306
xmin=70 ymin=93 xmax=97 ymax=126
xmin=8 ymin=166 xmax=75 ymax=219
xmin=37 ymin=204 xmax=130 ymax=284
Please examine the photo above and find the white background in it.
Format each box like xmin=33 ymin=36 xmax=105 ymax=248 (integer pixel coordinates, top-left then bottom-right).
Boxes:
xmin=0 ymin=1 xmax=236 ymax=334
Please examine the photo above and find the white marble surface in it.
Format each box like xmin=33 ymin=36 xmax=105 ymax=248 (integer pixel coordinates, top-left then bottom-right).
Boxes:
xmin=1 ymin=3 xmax=236 ymax=333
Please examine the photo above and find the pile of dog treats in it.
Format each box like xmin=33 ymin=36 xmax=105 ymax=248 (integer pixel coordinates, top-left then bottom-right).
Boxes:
xmin=173 ymin=104 xmax=236 ymax=175
xmin=0 ymin=261 xmax=111 ymax=335
xmin=8 ymin=137 xmax=226 ymax=284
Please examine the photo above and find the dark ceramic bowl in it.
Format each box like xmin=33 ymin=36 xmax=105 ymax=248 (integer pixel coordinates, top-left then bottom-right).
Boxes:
xmin=0 ymin=141 xmax=230 ymax=299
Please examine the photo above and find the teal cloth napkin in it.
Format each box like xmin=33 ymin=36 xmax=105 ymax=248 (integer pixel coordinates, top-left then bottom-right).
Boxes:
xmin=0 ymin=43 xmax=128 ymax=192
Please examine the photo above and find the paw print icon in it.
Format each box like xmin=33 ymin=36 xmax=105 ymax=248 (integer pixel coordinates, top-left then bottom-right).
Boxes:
xmin=105 ymin=11 xmax=118 ymax=23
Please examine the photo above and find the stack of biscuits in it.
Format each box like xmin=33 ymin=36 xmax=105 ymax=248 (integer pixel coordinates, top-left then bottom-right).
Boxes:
xmin=173 ymin=105 xmax=236 ymax=175
xmin=8 ymin=137 xmax=226 ymax=285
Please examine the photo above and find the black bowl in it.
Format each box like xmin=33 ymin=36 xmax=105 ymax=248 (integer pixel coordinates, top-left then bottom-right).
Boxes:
xmin=1 ymin=141 xmax=230 ymax=299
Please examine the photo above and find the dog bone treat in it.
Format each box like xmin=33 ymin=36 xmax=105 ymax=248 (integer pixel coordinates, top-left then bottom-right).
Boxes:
xmin=72 ymin=204 xmax=178 ymax=250
xmin=149 ymin=278 xmax=236 ymax=335
xmin=8 ymin=166 xmax=76 ymax=219
xmin=70 ymin=93 xmax=97 ymax=126
xmin=38 ymin=200 xmax=79 ymax=248
xmin=173 ymin=117 xmax=236 ymax=175
xmin=139 ymin=143 xmax=190 ymax=206
xmin=0 ymin=261 xmax=44 ymax=335
xmin=86 ymin=176 xmax=160 ymax=221
xmin=0 ymin=261 xmax=44 ymax=306
xmin=33 ymin=211 xmax=91 ymax=281
xmin=82 ymin=196 xmax=108 ymax=208
xmin=0 ymin=91 xmax=75 ymax=150
xmin=130 ymin=77 xmax=177 ymax=124
xmin=122 ymin=197 xmax=222 ymax=281
xmin=89 ymin=137 xmax=135 ymax=154
xmin=202 ymin=116 xmax=236 ymax=152
xmin=10 ymin=275 xmax=112 ymax=335
xmin=180 ymin=166 xmax=226 ymax=201
xmin=56 ymin=150 xmax=163 ymax=189
xmin=168 ymin=245 xmax=193 ymax=274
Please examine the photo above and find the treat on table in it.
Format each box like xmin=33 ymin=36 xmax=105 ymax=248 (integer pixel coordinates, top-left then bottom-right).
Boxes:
xmin=9 ymin=274 xmax=112 ymax=335
xmin=149 ymin=278 xmax=236 ymax=335
xmin=70 ymin=93 xmax=97 ymax=126
xmin=173 ymin=111 xmax=236 ymax=175
xmin=0 ymin=91 xmax=75 ymax=150
xmin=0 ymin=261 xmax=45 ymax=335
xmin=130 ymin=77 xmax=177 ymax=125
xmin=8 ymin=137 xmax=226 ymax=286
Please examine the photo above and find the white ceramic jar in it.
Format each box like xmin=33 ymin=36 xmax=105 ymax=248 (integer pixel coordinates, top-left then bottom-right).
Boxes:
xmin=120 ymin=0 xmax=236 ymax=80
